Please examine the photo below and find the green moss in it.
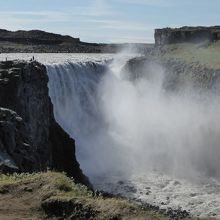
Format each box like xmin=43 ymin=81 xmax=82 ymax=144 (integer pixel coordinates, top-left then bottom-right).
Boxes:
xmin=1 ymin=171 xmax=215 ymax=219
xmin=0 ymin=171 xmax=169 ymax=219
xmin=0 ymin=172 xmax=37 ymax=184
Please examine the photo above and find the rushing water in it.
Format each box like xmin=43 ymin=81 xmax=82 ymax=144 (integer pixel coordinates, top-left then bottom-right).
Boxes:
xmin=1 ymin=53 xmax=220 ymax=218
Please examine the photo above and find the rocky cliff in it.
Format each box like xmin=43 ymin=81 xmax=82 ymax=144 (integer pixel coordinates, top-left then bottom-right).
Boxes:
xmin=0 ymin=60 xmax=89 ymax=186
xmin=125 ymin=57 xmax=220 ymax=93
xmin=155 ymin=26 xmax=220 ymax=45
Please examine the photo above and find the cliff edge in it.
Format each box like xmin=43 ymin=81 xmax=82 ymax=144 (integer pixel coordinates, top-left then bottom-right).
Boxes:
xmin=0 ymin=60 xmax=89 ymax=186
xmin=155 ymin=26 xmax=220 ymax=45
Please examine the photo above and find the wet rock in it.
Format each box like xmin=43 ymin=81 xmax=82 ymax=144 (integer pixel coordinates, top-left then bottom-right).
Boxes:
xmin=124 ymin=185 xmax=137 ymax=193
xmin=117 ymin=180 xmax=124 ymax=185
xmin=145 ymin=191 xmax=151 ymax=195
xmin=140 ymin=200 xmax=190 ymax=220
xmin=190 ymin=193 xmax=197 ymax=197
xmin=173 ymin=181 xmax=180 ymax=186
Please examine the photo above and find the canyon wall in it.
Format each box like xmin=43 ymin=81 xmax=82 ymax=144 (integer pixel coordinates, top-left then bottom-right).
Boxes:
xmin=155 ymin=26 xmax=220 ymax=45
xmin=0 ymin=60 xmax=89 ymax=186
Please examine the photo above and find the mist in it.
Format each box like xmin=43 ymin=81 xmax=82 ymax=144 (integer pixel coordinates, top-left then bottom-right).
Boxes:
xmin=47 ymin=56 xmax=220 ymax=181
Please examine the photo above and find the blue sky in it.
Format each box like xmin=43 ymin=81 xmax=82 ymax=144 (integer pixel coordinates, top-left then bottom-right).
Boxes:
xmin=0 ymin=0 xmax=219 ymax=43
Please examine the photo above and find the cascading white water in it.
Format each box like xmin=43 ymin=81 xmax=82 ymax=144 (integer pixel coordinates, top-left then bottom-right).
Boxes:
xmin=47 ymin=58 xmax=220 ymax=178
xmin=47 ymin=61 xmax=111 ymax=175
xmin=46 ymin=56 xmax=220 ymax=217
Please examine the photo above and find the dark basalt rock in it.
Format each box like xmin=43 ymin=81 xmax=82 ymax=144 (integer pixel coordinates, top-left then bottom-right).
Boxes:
xmin=41 ymin=198 xmax=98 ymax=219
xmin=155 ymin=26 xmax=220 ymax=45
xmin=0 ymin=107 xmax=36 ymax=173
xmin=125 ymin=57 xmax=220 ymax=93
xmin=0 ymin=60 xmax=90 ymax=186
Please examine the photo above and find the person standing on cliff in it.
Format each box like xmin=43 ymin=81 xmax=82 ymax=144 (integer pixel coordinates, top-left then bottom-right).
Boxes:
xmin=30 ymin=56 xmax=35 ymax=62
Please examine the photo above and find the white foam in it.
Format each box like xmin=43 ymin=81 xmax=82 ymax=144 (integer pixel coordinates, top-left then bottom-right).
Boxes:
xmin=92 ymin=171 xmax=220 ymax=218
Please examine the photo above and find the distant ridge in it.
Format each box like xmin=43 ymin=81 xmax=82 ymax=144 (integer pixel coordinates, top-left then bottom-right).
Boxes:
xmin=0 ymin=29 xmax=103 ymax=53
xmin=0 ymin=29 xmax=80 ymax=45
xmin=0 ymin=29 xmax=152 ymax=53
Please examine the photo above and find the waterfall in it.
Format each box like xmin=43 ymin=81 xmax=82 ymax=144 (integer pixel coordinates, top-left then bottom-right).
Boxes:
xmin=47 ymin=61 xmax=109 ymax=175
xmin=47 ymin=58 xmax=220 ymax=181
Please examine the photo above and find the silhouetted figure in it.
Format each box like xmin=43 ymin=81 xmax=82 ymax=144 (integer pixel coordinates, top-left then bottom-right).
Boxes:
xmin=30 ymin=56 xmax=35 ymax=62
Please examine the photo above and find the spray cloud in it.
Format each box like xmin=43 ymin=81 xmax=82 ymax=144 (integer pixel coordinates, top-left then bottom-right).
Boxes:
xmin=47 ymin=56 xmax=220 ymax=180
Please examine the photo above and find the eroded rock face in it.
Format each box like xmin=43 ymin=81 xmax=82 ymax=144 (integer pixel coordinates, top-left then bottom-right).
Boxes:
xmin=124 ymin=57 xmax=220 ymax=96
xmin=155 ymin=26 xmax=220 ymax=45
xmin=0 ymin=60 xmax=89 ymax=186
xmin=0 ymin=107 xmax=36 ymax=173
xmin=0 ymin=60 xmax=51 ymax=169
